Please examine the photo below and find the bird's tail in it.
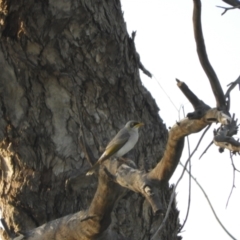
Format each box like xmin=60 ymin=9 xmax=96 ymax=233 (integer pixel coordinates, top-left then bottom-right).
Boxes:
xmin=86 ymin=162 xmax=100 ymax=176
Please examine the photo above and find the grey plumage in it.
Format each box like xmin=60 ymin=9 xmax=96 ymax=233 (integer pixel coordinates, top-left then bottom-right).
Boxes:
xmin=86 ymin=120 xmax=144 ymax=175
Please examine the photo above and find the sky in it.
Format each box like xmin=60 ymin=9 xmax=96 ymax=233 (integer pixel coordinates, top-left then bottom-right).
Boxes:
xmin=121 ymin=1 xmax=240 ymax=240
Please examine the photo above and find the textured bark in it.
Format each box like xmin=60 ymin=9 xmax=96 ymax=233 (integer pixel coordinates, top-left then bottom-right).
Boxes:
xmin=0 ymin=0 xmax=181 ymax=240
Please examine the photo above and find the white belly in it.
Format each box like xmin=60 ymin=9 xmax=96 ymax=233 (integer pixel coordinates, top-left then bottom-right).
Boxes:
xmin=115 ymin=131 xmax=138 ymax=157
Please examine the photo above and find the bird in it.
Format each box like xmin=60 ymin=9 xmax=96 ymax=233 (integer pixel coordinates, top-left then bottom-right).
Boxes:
xmin=86 ymin=120 xmax=144 ymax=175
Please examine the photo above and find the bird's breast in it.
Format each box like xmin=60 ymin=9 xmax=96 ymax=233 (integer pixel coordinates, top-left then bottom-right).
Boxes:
xmin=115 ymin=131 xmax=139 ymax=157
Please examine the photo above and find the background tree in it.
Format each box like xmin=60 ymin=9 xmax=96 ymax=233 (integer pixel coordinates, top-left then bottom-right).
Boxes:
xmin=0 ymin=0 xmax=239 ymax=240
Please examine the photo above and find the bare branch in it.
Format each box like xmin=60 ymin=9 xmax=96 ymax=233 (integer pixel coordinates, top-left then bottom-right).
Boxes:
xmin=130 ymin=31 xmax=152 ymax=78
xmin=178 ymin=106 xmax=192 ymax=232
xmin=213 ymin=114 xmax=240 ymax=152
xmin=149 ymin=107 xmax=228 ymax=182
xmin=199 ymin=140 xmax=213 ymax=159
xmin=150 ymin=124 xmax=210 ymax=240
xmin=179 ymin=162 xmax=237 ymax=240
xmin=222 ymin=0 xmax=240 ymax=7
xmin=103 ymin=158 xmax=164 ymax=214
xmin=176 ymin=79 xmax=210 ymax=119
xmin=217 ymin=5 xmax=240 ymax=15
xmin=193 ymin=0 xmax=226 ymax=110
xmin=225 ymin=75 xmax=240 ymax=111
xmin=226 ymin=152 xmax=237 ymax=208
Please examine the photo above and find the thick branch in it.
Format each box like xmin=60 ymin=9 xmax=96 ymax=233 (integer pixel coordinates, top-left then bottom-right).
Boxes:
xmin=193 ymin=0 xmax=226 ymax=109
xmin=149 ymin=108 xmax=231 ymax=182
xmin=176 ymin=79 xmax=210 ymax=119
xmin=14 ymin=168 xmax=124 ymax=240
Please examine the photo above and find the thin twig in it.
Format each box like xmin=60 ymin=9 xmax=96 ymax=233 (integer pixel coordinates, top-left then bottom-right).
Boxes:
xmin=199 ymin=139 xmax=213 ymax=159
xmin=226 ymin=152 xmax=239 ymax=208
xmin=224 ymin=75 xmax=240 ymax=111
xmin=153 ymin=75 xmax=179 ymax=112
xmin=217 ymin=4 xmax=240 ymax=15
xmin=222 ymin=0 xmax=240 ymax=7
xmin=178 ymin=106 xmax=192 ymax=232
xmin=150 ymin=124 xmax=211 ymax=240
xmin=180 ymin=161 xmax=237 ymax=240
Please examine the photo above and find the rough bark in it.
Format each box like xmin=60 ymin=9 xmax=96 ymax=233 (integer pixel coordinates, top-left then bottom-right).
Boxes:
xmin=0 ymin=0 xmax=181 ymax=240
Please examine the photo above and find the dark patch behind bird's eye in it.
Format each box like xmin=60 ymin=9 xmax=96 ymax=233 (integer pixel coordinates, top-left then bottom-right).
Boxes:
xmin=130 ymin=122 xmax=138 ymax=128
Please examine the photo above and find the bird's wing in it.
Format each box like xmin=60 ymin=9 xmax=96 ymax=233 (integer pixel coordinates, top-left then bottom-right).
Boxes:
xmin=99 ymin=129 xmax=130 ymax=162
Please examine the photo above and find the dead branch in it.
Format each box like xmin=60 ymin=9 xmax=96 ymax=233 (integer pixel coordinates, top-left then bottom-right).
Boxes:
xmin=179 ymin=162 xmax=237 ymax=240
xmin=225 ymin=75 xmax=240 ymax=111
xmin=151 ymin=124 xmax=211 ymax=240
xmin=176 ymin=79 xmax=210 ymax=119
xmin=213 ymin=114 xmax=240 ymax=152
xmin=225 ymin=152 xmax=237 ymax=208
xmin=178 ymin=107 xmax=192 ymax=233
xmin=193 ymin=0 xmax=226 ymax=110
xmin=222 ymin=0 xmax=240 ymax=7
xmin=130 ymin=31 xmax=152 ymax=78
xmin=217 ymin=5 xmax=240 ymax=15
xmin=199 ymin=140 xmax=213 ymax=159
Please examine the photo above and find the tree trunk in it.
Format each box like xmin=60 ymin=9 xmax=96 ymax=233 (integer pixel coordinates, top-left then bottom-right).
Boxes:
xmin=0 ymin=0 xmax=181 ymax=239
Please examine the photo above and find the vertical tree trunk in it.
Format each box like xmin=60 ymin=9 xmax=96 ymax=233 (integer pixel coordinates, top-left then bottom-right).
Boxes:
xmin=0 ymin=0 xmax=180 ymax=239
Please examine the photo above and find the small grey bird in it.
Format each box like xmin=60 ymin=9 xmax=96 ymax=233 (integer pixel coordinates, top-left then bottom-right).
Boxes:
xmin=86 ymin=120 xmax=144 ymax=175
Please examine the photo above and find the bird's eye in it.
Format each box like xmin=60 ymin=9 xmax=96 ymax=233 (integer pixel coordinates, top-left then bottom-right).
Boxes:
xmin=130 ymin=122 xmax=137 ymax=128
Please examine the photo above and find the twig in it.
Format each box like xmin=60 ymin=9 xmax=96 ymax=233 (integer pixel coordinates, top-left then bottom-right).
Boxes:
xmin=222 ymin=0 xmax=240 ymax=7
xmin=199 ymin=139 xmax=213 ymax=159
xmin=225 ymin=75 xmax=240 ymax=111
xmin=130 ymin=31 xmax=152 ymax=78
xmin=153 ymin=75 xmax=179 ymax=112
xmin=226 ymin=152 xmax=240 ymax=208
xmin=217 ymin=5 xmax=240 ymax=15
xmin=178 ymin=106 xmax=192 ymax=232
xmin=180 ymin=162 xmax=237 ymax=240
xmin=150 ymin=124 xmax=211 ymax=240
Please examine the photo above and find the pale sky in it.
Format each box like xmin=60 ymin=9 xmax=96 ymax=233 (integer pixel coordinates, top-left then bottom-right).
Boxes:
xmin=121 ymin=0 xmax=240 ymax=240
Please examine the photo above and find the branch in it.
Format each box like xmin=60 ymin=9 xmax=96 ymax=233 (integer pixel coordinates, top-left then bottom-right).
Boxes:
xmin=14 ymin=167 xmax=125 ymax=240
xmin=150 ymin=124 xmax=210 ymax=240
xmin=176 ymin=79 xmax=210 ymax=119
xmin=225 ymin=152 xmax=238 ymax=208
xmin=193 ymin=0 xmax=226 ymax=110
xmin=179 ymin=162 xmax=237 ymax=240
xmin=129 ymin=31 xmax=152 ymax=78
xmin=217 ymin=4 xmax=240 ymax=15
xmin=225 ymin=75 xmax=240 ymax=111
xmin=213 ymin=114 xmax=240 ymax=152
xmin=222 ymin=0 xmax=240 ymax=7
xmin=178 ymin=107 xmax=192 ymax=232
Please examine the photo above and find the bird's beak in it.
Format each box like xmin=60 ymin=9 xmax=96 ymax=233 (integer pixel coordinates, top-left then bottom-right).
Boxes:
xmin=136 ymin=122 xmax=144 ymax=128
